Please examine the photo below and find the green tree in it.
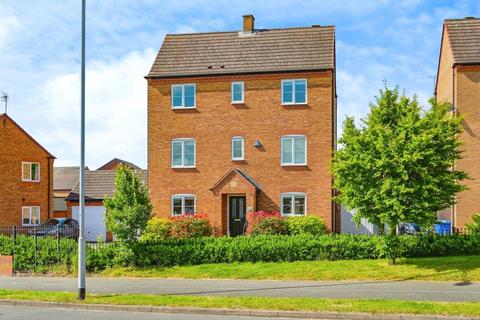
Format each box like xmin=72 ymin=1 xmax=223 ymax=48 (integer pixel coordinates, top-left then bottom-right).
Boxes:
xmin=333 ymin=86 xmax=468 ymax=237
xmin=466 ymin=214 xmax=480 ymax=234
xmin=104 ymin=165 xmax=152 ymax=243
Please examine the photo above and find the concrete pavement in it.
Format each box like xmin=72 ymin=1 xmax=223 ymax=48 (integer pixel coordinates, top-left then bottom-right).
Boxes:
xmin=0 ymin=305 xmax=294 ymax=320
xmin=0 ymin=277 xmax=479 ymax=301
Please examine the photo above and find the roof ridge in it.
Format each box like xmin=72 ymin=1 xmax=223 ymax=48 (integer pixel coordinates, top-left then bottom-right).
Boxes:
xmin=165 ymin=25 xmax=334 ymax=37
xmin=445 ymin=17 xmax=480 ymax=22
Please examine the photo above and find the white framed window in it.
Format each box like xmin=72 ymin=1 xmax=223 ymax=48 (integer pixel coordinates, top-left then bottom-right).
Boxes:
xmin=281 ymin=79 xmax=307 ymax=105
xmin=231 ymin=81 xmax=244 ymax=104
xmin=171 ymin=84 xmax=196 ymax=108
xmin=172 ymin=139 xmax=196 ymax=168
xmin=22 ymin=162 xmax=40 ymax=182
xmin=171 ymin=194 xmax=196 ymax=216
xmin=281 ymin=135 xmax=307 ymax=165
xmin=281 ymin=193 xmax=306 ymax=216
xmin=231 ymin=136 xmax=245 ymax=160
xmin=22 ymin=206 xmax=40 ymax=226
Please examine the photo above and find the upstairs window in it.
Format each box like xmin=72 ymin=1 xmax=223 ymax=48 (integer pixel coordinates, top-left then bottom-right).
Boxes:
xmin=22 ymin=206 xmax=40 ymax=226
xmin=282 ymin=79 xmax=307 ymax=105
xmin=231 ymin=81 xmax=244 ymax=104
xmin=172 ymin=84 xmax=196 ymax=108
xmin=231 ymin=137 xmax=245 ymax=160
xmin=281 ymin=135 xmax=307 ymax=165
xmin=22 ymin=162 xmax=40 ymax=182
xmin=281 ymin=193 xmax=306 ymax=216
xmin=172 ymin=194 xmax=196 ymax=216
xmin=172 ymin=139 xmax=196 ymax=168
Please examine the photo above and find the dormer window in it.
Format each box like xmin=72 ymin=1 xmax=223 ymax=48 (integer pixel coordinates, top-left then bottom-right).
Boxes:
xmin=22 ymin=162 xmax=40 ymax=182
xmin=172 ymin=84 xmax=196 ymax=109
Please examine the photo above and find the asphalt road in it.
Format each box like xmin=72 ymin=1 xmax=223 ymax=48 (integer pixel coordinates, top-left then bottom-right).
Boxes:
xmin=0 ymin=305 xmax=292 ymax=320
xmin=0 ymin=277 xmax=479 ymax=302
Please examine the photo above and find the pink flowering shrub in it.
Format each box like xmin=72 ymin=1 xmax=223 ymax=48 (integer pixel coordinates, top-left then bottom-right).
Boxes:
xmin=169 ymin=213 xmax=213 ymax=239
xmin=246 ymin=210 xmax=288 ymax=235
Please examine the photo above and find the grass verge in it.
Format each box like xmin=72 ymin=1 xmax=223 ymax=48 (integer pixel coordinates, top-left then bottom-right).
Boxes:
xmin=0 ymin=288 xmax=479 ymax=316
xmin=99 ymin=255 xmax=480 ymax=282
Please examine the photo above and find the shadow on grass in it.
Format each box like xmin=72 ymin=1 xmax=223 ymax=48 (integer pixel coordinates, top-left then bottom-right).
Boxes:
xmin=401 ymin=255 xmax=480 ymax=284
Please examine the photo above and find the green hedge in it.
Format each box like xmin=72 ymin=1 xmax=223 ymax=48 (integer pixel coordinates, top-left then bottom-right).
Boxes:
xmin=89 ymin=233 xmax=480 ymax=269
xmin=2 ymin=233 xmax=480 ymax=272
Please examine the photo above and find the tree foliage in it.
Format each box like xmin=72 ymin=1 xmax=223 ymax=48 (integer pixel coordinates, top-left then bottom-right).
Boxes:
xmin=104 ymin=165 xmax=152 ymax=243
xmin=333 ymin=86 xmax=468 ymax=235
xmin=466 ymin=214 xmax=480 ymax=234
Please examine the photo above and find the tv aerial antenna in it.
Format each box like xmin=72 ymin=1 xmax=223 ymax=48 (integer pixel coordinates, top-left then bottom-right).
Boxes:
xmin=1 ymin=92 xmax=8 ymax=114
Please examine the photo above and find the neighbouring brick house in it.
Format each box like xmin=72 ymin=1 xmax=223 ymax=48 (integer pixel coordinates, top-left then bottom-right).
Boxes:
xmin=435 ymin=17 xmax=480 ymax=229
xmin=65 ymin=169 xmax=147 ymax=241
xmin=147 ymin=15 xmax=337 ymax=236
xmin=53 ymin=166 xmax=81 ymax=218
xmin=54 ymin=159 xmax=140 ymax=220
xmin=0 ymin=113 xmax=55 ymax=227
xmin=97 ymin=158 xmax=141 ymax=171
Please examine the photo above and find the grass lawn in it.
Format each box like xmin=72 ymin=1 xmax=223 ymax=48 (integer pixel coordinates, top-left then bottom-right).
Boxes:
xmin=99 ymin=255 xmax=480 ymax=282
xmin=0 ymin=288 xmax=479 ymax=317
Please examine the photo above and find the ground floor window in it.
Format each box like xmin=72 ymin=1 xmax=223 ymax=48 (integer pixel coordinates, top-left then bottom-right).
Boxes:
xmin=281 ymin=193 xmax=306 ymax=216
xmin=22 ymin=206 xmax=40 ymax=226
xmin=171 ymin=194 xmax=196 ymax=216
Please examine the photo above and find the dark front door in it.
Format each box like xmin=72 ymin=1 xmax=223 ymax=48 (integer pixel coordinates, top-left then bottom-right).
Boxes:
xmin=229 ymin=196 xmax=246 ymax=237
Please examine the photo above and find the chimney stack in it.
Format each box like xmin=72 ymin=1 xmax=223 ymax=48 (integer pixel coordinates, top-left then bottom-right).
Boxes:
xmin=243 ymin=15 xmax=255 ymax=33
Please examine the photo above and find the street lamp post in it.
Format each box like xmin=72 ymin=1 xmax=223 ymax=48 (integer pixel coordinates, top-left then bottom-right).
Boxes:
xmin=78 ymin=0 xmax=86 ymax=301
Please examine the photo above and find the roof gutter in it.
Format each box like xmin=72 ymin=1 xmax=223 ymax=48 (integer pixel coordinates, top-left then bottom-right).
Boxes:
xmin=145 ymin=68 xmax=334 ymax=80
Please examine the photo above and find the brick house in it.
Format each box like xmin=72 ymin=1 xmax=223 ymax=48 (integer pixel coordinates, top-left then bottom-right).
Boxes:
xmin=435 ymin=17 xmax=480 ymax=229
xmin=0 ymin=113 xmax=55 ymax=226
xmin=147 ymin=15 xmax=337 ymax=236
xmin=97 ymin=158 xmax=141 ymax=171
xmin=65 ymin=169 xmax=147 ymax=241
xmin=53 ymin=166 xmax=81 ymax=218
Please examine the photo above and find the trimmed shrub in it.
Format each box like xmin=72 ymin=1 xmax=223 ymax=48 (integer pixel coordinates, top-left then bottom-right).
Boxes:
xmin=140 ymin=218 xmax=171 ymax=241
xmin=250 ymin=217 xmax=289 ymax=235
xmin=3 ymin=233 xmax=480 ymax=272
xmin=246 ymin=210 xmax=281 ymax=234
xmin=286 ymin=216 xmax=327 ymax=236
xmin=169 ymin=214 xmax=213 ymax=239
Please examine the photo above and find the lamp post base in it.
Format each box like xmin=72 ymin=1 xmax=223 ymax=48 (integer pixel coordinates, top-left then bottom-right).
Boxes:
xmin=78 ymin=288 xmax=86 ymax=300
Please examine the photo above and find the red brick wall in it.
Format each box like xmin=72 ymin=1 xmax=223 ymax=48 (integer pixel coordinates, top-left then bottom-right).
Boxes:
xmin=454 ymin=66 xmax=480 ymax=228
xmin=0 ymin=256 xmax=13 ymax=276
xmin=148 ymin=71 xmax=335 ymax=233
xmin=0 ymin=116 xmax=54 ymax=226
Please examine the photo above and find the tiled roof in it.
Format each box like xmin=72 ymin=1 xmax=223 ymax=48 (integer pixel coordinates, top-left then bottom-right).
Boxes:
xmin=97 ymin=158 xmax=142 ymax=170
xmin=148 ymin=26 xmax=335 ymax=78
xmin=54 ymin=166 xmax=80 ymax=191
xmin=235 ymin=168 xmax=261 ymax=190
xmin=67 ymin=170 xmax=148 ymax=201
xmin=445 ymin=18 xmax=480 ymax=64
xmin=210 ymin=168 xmax=261 ymax=191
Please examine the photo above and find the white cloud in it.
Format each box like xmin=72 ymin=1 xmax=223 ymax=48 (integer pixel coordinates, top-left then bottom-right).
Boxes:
xmin=35 ymin=48 xmax=156 ymax=169
xmin=0 ymin=13 xmax=20 ymax=52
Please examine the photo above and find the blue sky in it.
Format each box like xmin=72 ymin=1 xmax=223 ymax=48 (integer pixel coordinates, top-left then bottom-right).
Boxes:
xmin=0 ymin=0 xmax=479 ymax=169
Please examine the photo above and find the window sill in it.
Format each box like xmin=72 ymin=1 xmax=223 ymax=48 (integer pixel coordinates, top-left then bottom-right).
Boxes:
xmin=280 ymin=214 xmax=306 ymax=217
xmin=171 ymin=106 xmax=197 ymax=110
xmin=281 ymin=103 xmax=308 ymax=106
xmin=22 ymin=180 xmax=40 ymax=183
xmin=172 ymin=166 xmax=196 ymax=169
xmin=231 ymin=102 xmax=245 ymax=105
xmin=281 ymin=163 xmax=307 ymax=167
xmin=232 ymin=158 xmax=245 ymax=162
